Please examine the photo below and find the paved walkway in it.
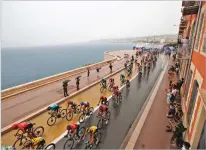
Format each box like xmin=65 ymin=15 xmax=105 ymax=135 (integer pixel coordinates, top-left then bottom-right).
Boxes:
xmin=2 ymin=55 xmax=141 ymax=147
xmin=2 ymin=50 xmax=135 ymax=128
xmin=134 ymin=58 xmax=175 ymax=149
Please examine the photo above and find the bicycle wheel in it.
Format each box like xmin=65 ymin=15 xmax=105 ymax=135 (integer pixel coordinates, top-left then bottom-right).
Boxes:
xmin=113 ymin=99 xmax=118 ymax=108
xmin=94 ymin=132 xmax=102 ymax=147
xmin=77 ymin=127 xmax=85 ymax=138
xmin=66 ymin=110 xmax=73 ymax=121
xmin=45 ymin=143 xmax=56 ymax=150
xmin=106 ymin=111 xmax=111 ymax=120
xmin=97 ymin=118 xmax=103 ymax=129
xmin=89 ymin=107 xmax=94 ymax=115
xmin=47 ymin=116 xmax=56 ymax=126
xmin=60 ymin=109 xmax=67 ymax=118
xmin=105 ymin=101 xmax=109 ymax=106
xmin=79 ymin=114 xmax=85 ymax=123
xmin=13 ymin=137 xmax=27 ymax=149
xmin=33 ymin=126 xmax=44 ymax=137
xmin=22 ymin=140 xmax=31 ymax=149
xmin=100 ymin=87 xmax=104 ymax=93
xmin=118 ymin=94 xmax=122 ymax=103
xmin=63 ymin=138 xmax=74 ymax=150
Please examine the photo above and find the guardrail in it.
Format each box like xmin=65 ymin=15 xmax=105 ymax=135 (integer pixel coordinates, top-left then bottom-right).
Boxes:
xmin=1 ymin=56 xmax=118 ymax=100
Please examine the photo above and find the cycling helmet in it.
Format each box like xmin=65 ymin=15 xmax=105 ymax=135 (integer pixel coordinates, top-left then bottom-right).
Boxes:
xmin=47 ymin=106 xmax=52 ymax=110
xmin=100 ymin=96 xmax=104 ymax=99
xmin=80 ymin=102 xmax=84 ymax=105
xmin=113 ymin=85 xmax=118 ymax=89
xmin=67 ymin=100 xmax=72 ymax=104
xmin=12 ymin=124 xmax=18 ymax=129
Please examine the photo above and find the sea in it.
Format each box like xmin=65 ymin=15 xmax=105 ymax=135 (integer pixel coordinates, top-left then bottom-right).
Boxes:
xmin=1 ymin=42 xmax=134 ymax=90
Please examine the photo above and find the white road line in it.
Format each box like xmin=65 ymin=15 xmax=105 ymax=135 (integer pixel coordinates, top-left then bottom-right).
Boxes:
xmin=52 ymin=69 xmax=139 ymax=144
xmin=52 ymin=54 xmax=159 ymax=144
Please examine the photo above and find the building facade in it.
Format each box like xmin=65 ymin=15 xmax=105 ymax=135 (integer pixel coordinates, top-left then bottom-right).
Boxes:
xmin=178 ymin=1 xmax=206 ymax=149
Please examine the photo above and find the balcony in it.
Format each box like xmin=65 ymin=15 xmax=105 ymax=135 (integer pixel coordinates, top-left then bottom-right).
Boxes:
xmin=182 ymin=2 xmax=199 ymax=16
xmin=182 ymin=1 xmax=196 ymax=7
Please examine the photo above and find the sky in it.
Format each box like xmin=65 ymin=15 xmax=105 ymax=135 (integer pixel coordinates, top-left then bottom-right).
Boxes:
xmin=2 ymin=1 xmax=182 ymax=48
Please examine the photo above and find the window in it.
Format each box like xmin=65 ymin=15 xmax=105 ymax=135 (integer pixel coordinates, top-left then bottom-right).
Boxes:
xmin=189 ymin=19 xmax=197 ymax=51
xmin=185 ymin=70 xmax=193 ymax=100
xmin=187 ymin=80 xmax=199 ymax=124
xmin=203 ymin=32 xmax=206 ymax=52
xmin=197 ymin=121 xmax=206 ymax=149
xmin=195 ymin=13 xmax=204 ymax=49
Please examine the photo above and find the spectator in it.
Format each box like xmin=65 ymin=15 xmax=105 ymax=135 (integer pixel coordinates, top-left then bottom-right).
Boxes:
xmin=109 ymin=63 xmax=113 ymax=73
xmin=63 ymin=82 xmax=69 ymax=97
xmin=87 ymin=68 xmax=90 ymax=77
xmin=181 ymin=37 xmax=189 ymax=56
xmin=166 ymin=103 xmax=176 ymax=132
xmin=76 ymin=77 xmax=80 ymax=90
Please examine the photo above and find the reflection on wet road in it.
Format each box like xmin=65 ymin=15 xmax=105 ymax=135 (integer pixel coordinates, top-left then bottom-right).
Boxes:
xmin=55 ymin=56 xmax=165 ymax=149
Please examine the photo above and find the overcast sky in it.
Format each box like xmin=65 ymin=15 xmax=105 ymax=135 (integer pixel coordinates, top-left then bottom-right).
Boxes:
xmin=2 ymin=1 xmax=182 ymax=48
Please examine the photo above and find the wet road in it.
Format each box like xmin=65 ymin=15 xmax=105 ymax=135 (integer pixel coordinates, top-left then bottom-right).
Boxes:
xmin=55 ymin=55 xmax=166 ymax=149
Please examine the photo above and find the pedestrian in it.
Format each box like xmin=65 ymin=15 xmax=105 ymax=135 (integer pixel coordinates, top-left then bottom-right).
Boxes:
xmin=109 ymin=63 xmax=112 ymax=73
xmin=87 ymin=68 xmax=90 ymax=77
xmin=63 ymin=82 xmax=69 ymax=97
xmin=76 ymin=77 xmax=80 ymax=90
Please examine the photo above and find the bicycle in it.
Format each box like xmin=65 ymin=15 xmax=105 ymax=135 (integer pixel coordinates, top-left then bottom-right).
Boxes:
xmin=47 ymin=106 xmax=67 ymax=126
xmin=22 ymin=139 xmax=55 ymax=150
xmin=63 ymin=126 xmax=86 ymax=150
xmin=108 ymin=83 xmax=114 ymax=92
xmin=126 ymin=80 xmax=130 ymax=88
xmin=66 ymin=105 xmax=81 ymax=121
xmin=78 ymin=107 xmax=94 ymax=123
xmin=97 ymin=111 xmax=110 ymax=129
xmin=84 ymin=132 xmax=102 ymax=149
xmin=100 ymin=83 xmax=107 ymax=93
xmin=120 ymin=78 xmax=125 ymax=86
xmin=13 ymin=123 xmax=44 ymax=148
xmin=112 ymin=93 xmax=121 ymax=108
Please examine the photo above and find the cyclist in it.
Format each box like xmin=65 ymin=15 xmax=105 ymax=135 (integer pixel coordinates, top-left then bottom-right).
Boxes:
xmin=98 ymin=96 xmax=108 ymax=105
xmin=30 ymin=137 xmax=45 ymax=149
xmin=98 ymin=105 xmax=109 ymax=124
xmin=67 ymin=100 xmax=78 ymax=113
xmin=64 ymin=123 xmax=81 ymax=141
xmin=120 ymin=74 xmax=125 ymax=83
xmin=109 ymin=78 xmax=115 ymax=88
xmin=84 ymin=126 xmax=98 ymax=145
xmin=80 ymin=101 xmax=90 ymax=115
xmin=12 ymin=122 xmax=33 ymax=135
xmin=47 ymin=104 xmax=60 ymax=117
xmin=113 ymin=85 xmax=121 ymax=97
xmin=101 ymin=78 xmax=107 ymax=88
xmin=126 ymin=79 xmax=130 ymax=88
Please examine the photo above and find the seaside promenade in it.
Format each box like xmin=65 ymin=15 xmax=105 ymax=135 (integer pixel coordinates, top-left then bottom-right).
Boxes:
xmin=1 ymin=50 xmax=138 ymax=146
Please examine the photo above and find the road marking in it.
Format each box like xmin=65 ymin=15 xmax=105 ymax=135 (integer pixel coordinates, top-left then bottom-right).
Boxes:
xmin=52 ymin=54 xmax=157 ymax=144
xmin=52 ymin=67 xmax=140 ymax=144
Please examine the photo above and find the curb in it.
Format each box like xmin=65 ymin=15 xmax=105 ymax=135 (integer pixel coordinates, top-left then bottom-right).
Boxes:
xmin=1 ymin=65 xmax=125 ymax=135
xmin=121 ymin=56 xmax=168 ymax=149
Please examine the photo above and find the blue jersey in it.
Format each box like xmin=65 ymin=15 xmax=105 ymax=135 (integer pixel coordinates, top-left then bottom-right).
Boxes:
xmin=49 ymin=104 xmax=59 ymax=110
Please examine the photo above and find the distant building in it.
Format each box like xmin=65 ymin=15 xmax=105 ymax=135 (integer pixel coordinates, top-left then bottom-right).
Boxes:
xmin=178 ymin=1 xmax=206 ymax=149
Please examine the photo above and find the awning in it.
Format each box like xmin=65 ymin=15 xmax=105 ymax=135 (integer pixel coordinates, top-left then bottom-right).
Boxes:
xmin=199 ymin=89 xmax=206 ymax=110
xmin=182 ymin=5 xmax=199 ymax=16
